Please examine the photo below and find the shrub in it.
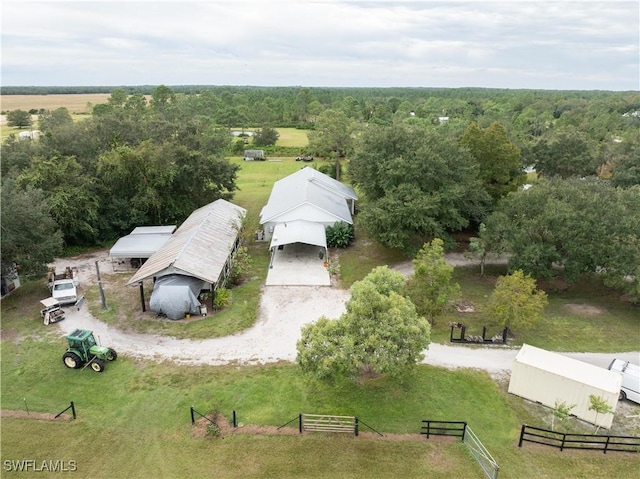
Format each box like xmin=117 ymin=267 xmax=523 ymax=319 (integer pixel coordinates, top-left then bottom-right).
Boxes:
xmin=213 ymin=288 xmax=231 ymax=309
xmin=326 ymin=222 xmax=354 ymax=248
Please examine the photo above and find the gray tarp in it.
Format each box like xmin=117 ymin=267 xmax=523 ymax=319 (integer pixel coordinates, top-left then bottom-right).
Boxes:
xmin=149 ymin=275 xmax=205 ymax=320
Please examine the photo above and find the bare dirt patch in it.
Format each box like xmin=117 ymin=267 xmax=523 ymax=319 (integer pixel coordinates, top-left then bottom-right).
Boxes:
xmin=1 ymin=409 xmax=73 ymax=422
xmin=564 ymin=303 xmax=605 ymax=315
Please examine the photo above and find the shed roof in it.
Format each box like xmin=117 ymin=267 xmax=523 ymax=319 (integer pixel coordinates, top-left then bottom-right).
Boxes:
xmin=269 ymin=220 xmax=327 ymax=250
xmin=130 ymin=225 xmax=176 ymax=235
xmin=260 ymin=167 xmax=356 ymax=224
xmin=514 ymin=344 xmax=621 ymax=394
xmin=126 ymin=199 xmax=246 ymax=286
xmin=109 ymin=233 xmax=174 ymax=258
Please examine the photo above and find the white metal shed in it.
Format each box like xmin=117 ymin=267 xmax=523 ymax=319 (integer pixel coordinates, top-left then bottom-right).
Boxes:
xmin=508 ymin=344 xmax=621 ymax=429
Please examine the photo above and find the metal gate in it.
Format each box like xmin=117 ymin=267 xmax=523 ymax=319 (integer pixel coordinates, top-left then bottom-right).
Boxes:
xmin=301 ymin=414 xmax=356 ymax=435
xmin=463 ymin=425 xmax=499 ymax=479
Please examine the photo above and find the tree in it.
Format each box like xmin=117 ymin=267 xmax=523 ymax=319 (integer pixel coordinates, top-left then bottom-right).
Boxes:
xmin=551 ymin=400 xmax=575 ymax=432
xmin=37 ymin=107 xmax=73 ymax=133
xmin=7 ymin=110 xmax=32 ymax=129
xmin=0 ymin=177 xmax=63 ymax=276
xmin=486 ymin=270 xmax=548 ymax=332
xmin=18 ymin=155 xmax=100 ymax=244
xmin=252 ymin=126 xmax=279 ymax=147
xmin=460 ymin=122 xmax=526 ymax=202
xmin=529 ymin=127 xmax=600 ymax=178
xmin=296 ymin=267 xmax=430 ymax=381
xmin=588 ymin=394 xmax=614 ymax=434
xmin=349 ymin=123 xmax=490 ymax=254
xmin=405 ymin=238 xmax=460 ymax=324
xmin=484 ymin=178 xmax=640 ymax=298
xmin=307 ymin=109 xmax=354 ymax=158
xmin=609 ymin=137 xmax=640 ymax=188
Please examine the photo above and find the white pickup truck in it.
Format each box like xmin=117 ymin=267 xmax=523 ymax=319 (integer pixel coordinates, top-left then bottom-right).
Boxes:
xmin=47 ymin=267 xmax=79 ymax=306
xmin=609 ymin=359 xmax=640 ymax=404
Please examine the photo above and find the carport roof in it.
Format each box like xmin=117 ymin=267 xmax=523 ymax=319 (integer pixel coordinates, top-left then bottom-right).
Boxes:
xmin=126 ymin=199 xmax=246 ymax=286
xmin=269 ymin=221 xmax=327 ymax=250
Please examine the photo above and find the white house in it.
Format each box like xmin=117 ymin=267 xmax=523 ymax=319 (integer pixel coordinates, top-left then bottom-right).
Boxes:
xmin=259 ymin=167 xmax=357 ymax=247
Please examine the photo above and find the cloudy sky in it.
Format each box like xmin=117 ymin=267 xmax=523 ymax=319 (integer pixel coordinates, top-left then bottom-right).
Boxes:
xmin=2 ymin=1 xmax=638 ymax=90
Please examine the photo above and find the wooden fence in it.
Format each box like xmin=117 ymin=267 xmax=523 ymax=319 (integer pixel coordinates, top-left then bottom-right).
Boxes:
xmin=518 ymin=424 xmax=640 ymax=454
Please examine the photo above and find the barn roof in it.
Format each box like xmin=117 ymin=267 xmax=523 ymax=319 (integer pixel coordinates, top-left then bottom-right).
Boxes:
xmin=259 ymin=167 xmax=356 ymax=224
xmin=126 ymin=199 xmax=246 ymax=286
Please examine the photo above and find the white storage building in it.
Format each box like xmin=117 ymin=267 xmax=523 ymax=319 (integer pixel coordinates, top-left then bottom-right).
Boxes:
xmin=508 ymin=344 xmax=621 ymax=429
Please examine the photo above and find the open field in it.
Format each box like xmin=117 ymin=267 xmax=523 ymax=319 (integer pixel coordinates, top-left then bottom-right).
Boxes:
xmin=0 ymin=93 xmax=111 ymax=113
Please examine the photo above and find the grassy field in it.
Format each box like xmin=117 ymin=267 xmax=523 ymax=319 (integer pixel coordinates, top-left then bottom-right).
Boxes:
xmin=1 ymin=338 xmax=638 ymax=479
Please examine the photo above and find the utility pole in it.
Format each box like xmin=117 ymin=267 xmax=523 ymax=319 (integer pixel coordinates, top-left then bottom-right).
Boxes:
xmin=95 ymin=261 xmax=107 ymax=310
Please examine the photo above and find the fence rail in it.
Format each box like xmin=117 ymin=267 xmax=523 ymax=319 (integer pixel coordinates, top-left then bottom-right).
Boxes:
xmin=421 ymin=420 xmax=467 ymax=439
xmin=518 ymin=424 xmax=640 ymax=454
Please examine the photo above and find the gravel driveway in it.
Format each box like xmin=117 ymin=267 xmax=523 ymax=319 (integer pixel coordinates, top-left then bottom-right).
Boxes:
xmin=53 ymin=251 xmax=639 ymax=373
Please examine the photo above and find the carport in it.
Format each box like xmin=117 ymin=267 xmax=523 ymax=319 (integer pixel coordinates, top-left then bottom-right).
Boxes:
xmin=266 ymin=221 xmax=330 ymax=286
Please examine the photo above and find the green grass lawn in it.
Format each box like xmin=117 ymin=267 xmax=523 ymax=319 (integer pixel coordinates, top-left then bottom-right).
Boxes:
xmin=1 ymin=340 xmax=638 ymax=479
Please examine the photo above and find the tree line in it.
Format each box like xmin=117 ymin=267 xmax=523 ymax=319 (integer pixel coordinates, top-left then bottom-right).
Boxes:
xmin=2 ymin=85 xmax=639 ymax=301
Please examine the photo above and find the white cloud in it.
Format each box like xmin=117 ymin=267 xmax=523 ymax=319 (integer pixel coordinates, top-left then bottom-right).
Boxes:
xmin=1 ymin=0 xmax=638 ymax=90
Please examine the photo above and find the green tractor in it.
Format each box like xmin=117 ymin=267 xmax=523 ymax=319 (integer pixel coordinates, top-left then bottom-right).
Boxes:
xmin=62 ymin=329 xmax=117 ymax=373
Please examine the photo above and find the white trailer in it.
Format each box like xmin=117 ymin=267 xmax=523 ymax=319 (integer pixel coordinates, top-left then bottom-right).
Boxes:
xmin=508 ymin=344 xmax=621 ymax=429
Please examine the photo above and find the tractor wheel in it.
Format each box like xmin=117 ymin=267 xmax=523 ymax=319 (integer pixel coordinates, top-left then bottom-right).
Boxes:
xmin=106 ymin=348 xmax=117 ymax=361
xmin=619 ymin=390 xmax=627 ymax=401
xmin=43 ymin=315 xmax=50 ymax=326
xmin=62 ymin=352 xmax=83 ymax=369
xmin=90 ymin=358 xmax=106 ymax=373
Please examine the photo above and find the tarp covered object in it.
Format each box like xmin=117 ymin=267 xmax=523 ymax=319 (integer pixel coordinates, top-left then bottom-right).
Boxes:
xmin=149 ymin=274 xmax=205 ymax=320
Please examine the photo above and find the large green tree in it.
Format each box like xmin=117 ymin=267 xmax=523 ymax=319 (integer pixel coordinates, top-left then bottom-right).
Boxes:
xmin=485 ymin=178 xmax=640 ymax=298
xmin=529 ymin=127 xmax=601 ymax=178
xmin=297 ymin=267 xmax=430 ymax=381
xmin=307 ymin=109 xmax=355 ymax=158
xmin=17 ymin=155 xmax=99 ymax=245
xmin=460 ymin=122 xmax=525 ymax=202
xmin=349 ymin=123 xmax=491 ymax=253
xmin=405 ymin=238 xmax=460 ymax=324
xmin=0 ymin=177 xmax=63 ymax=276
xmin=6 ymin=109 xmax=32 ymax=129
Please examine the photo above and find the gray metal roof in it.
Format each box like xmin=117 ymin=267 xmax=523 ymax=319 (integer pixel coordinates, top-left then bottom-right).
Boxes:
xmin=260 ymin=167 xmax=356 ymax=224
xmin=130 ymin=225 xmax=176 ymax=235
xmin=109 ymin=233 xmax=173 ymax=258
xmin=126 ymin=199 xmax=246 ymax=286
